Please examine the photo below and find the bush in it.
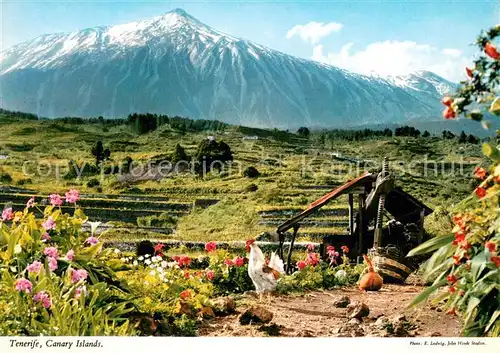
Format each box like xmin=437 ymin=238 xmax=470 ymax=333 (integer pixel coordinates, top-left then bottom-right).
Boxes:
xmin=408 ymin=25 xmax=500 ymax=338
xmin=243 ymin=166 xmax=260 ymax=178
xmin=0 ymin=171 xmax=12 ymax=183
xmin=87 ymin=178 xmax=100 ymax=188
xmin=245 ymin=184 xmax=258 ymax=192
xmin=0 ymin=195 xmax=136 ymax=335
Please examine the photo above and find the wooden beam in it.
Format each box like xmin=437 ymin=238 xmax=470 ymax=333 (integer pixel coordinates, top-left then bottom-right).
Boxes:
xmin=348 ymin=193 xmax=354 ymax=236
xmin=358 ymin=194 xmax=365 ymax=255
xmin=286 ymin=225 xmax=299 ymax=274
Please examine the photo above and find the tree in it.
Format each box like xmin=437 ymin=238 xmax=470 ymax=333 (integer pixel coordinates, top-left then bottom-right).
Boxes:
xmin=91 ymin=141 xmax=111 ymax=169
xmin=422 ymin=130 xmax=431 ymax=138
xmin=458 ymin=131 xmax=468 ymax=143
xmin=194 ymin=138 xmax=233 ymax=176
xmin=297 ymin=127 xmax=310 ymax=138
xmin=171 ymin=144 xmax=189 ymax=164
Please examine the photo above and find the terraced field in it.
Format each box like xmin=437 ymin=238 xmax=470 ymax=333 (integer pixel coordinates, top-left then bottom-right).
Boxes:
xmin=0 ymin=117 xmax=484 ymax=253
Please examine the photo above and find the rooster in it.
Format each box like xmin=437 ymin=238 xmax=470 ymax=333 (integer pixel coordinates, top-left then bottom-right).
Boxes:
xmin=245 ymin=239 xmax=284 ymax=302
xmin=359 ymin=254 xmax=383 ymax=291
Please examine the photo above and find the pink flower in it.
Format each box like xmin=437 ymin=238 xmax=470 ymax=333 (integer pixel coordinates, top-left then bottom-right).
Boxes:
xmin=33 ymin=291 xmax=51 ymax=309
xmin=234 ymin=257 xmax=245 ymax=267
xmin=2 ymin=207 xmax=13 ymax=221
xmin=305 ymin=252 xmax=320 ymax=266
xmin=74 ymin=285 xmax=87 ymax=299
xmin=26 ymin=197 xmax=36 ymax=208
xmin=224 ymin=258 xmax=234 ymax=266
xmin=42 ymin=217 xmax=56 ymax=230
xmin=71 ymin=269 xmax=88 ymax=283
xmin=26 ymin=261 xmax=43 ymax=274
xmin=15 ymin=278 xmax=33 ymax=293
xmin=205 ymin=270 xmax=215 ymax=281
xmin=297 ymin=260 xmax=306 ymax=270
xmin=205 ymin=241 xmax=217 ymax=253
xmin=48 ymin=257 xmax=58 ymax=272
xmin=49 ymin=194 xmax=63 ymax=207
xmin=65 ymin=189 xmax=80 ymax=204
xmin=65 ymin=249 xmax=75 ymax=261
xmin=341 ymin=245 xmax=349 ymax=254
xmin=85 ymin=236 xmax=99 ymax=245
xmin=43 ymin=247 xmax=58 ymax=259
xmin=307 ymin=244 xmax=316 ymax=252
xmin=41 ymin=233 xmax=51 ymax=242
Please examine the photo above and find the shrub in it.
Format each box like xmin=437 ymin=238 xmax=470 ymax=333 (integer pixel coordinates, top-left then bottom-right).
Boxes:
xmin=86 ymin=178 xmax=100 ymax=188
xmin=408 ymin=25 xmax=500 ymax=337
xmin=245 ymin=184 xmax=258 ymax=192
xmin=0 ymin=171 xmax=12 ymax=183
xmin=0 ymin=194 xmax=136 ymax=335
xmin=243 ymin=166 xmax=260 ymax=178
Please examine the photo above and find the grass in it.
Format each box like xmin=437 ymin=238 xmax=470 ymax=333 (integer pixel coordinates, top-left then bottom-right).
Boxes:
xmin=0 ymin=116 xmax=488 ymax=246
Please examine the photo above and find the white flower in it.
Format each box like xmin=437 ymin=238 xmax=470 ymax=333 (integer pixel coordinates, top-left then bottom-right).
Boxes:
xmin=120 ymin=258 xmax=127 ymax=262
xmin=149 ymin=270 xmax=156 ymax=276
xmin=133 ymin=260 xmax=138 ymax=266
xmin=144 ymin=281 xmax=149 ymax=285
xmin=144 ymin=254 xmax=150 ymax=258
xmin=152 ymin=256 xmax=159 ymax=263
xmin=138 ymin=256 xmax=144 ymax=261
xmin=161 ymin=261 xmax=168 ymax=268
xmin=157 ymin=267 xmax=164 ymax=273
xmin=150 ymin=264 xmax=157 ymax=269
xmin=14 ymin=244 xmax=22 ymax=254
xmin=114 ymin=249 xmax=121 ymax=254
xmin=145 ymin=259 xmax=151 ymax=265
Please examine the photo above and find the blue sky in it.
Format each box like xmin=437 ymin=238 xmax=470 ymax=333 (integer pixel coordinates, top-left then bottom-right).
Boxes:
xmin=2 ymin=0 xmax=499 ymax=81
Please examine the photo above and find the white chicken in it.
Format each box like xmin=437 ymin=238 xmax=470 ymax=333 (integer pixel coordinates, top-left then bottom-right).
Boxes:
xmin=246 ymin=239 xmax=284 ymax=302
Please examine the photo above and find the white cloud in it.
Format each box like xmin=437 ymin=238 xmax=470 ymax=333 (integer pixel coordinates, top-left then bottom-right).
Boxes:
xmin=311 ymin=40 xmax=470 ymax=82
xmin=286 ymin=21 xmax=343 ymax=44
xmin=442 ymin=48 xmax=462 ymax=57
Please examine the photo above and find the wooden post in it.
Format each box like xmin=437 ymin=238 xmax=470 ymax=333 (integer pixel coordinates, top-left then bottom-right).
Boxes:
xmin=348 ymin=193 xmax=354 ymax=236
xmin=358 ymin=194 xmax=365 ymax=256
xmin=418 ymin=209 xmax=425 ymax=244
xmin=286 ymin=225 xmax=299 ymax=274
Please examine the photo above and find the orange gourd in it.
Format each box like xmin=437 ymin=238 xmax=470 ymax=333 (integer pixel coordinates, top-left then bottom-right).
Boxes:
xmin=359 ymin=254 xmax=383 ymax=291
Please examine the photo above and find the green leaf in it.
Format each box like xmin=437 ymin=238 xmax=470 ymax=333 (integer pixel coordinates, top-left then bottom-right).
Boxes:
xmin=482 ymin=143 xmax=500 ymax=162
xmin=407 ymin=234 xmax=455 ymax=257
xmin=408 ymin=278 xmax=447 ymax=308
xmin=471 ymin=252 xmax=488 ymax=282
xmin=485 ymin=310 xmax=500 ymax=333
xmin=489 ymin=97 xmax=500 ymax=115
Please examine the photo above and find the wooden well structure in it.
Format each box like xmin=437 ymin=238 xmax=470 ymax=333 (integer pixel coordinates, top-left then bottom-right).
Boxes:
xmin=276 ymin=162 xmax=433 ymax=283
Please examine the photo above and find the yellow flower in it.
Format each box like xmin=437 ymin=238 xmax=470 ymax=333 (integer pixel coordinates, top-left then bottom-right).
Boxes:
xmin=144 ymin=297 xmax=152 ymax=305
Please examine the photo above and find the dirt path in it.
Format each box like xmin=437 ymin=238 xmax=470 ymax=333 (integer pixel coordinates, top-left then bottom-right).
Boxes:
xmin=199 ymin=280 xmax=462 ymax=337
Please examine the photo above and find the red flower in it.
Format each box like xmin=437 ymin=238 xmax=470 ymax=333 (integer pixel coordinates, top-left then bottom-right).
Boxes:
xmin=459 ymin=241 xmax=472 ymax=251
xmin=180 ymin=290 xmax=191 ymax=299
xmin=183 ymin=270 xmax=190 ymax=279
xmin=447 ymin=274 xmax=457 ymax=283
xmin=172 ymin=255 xmax=180 ymax=262
xmin=441 ymin=96 xmax=453 ymax=107
xmin=341 ymin=245 xmax=349 ymax=254
xmin=224 ymin=258 xmax=234 ymax=266
xmin=474 ymin=167 xmax=487 ymax=180
xmin=475 ymin=187 xmax=487 ymax=198
xmin=465 ymin=67 xmax=473 ymax=79
xmin=204 ymin=241 xmax=217 ymax=253
xmin=448 ymin=285 xmax=456 ymax=293
xmin=491 ymin=256 xmax=500 ymax=267
xmin=485 ymin=42 xmax=500 ymax=60
xmin=485 ymin=241 xmax=497 ymax=253
xmin=176 ymin=256 xmax=191 ymax=267
xmin=452 ymin=255 xmax=461 ymax=265
xmin=154 ymin=243 xmax=165 ymax=255
xmin=443 ymin=107 xmax=456 ymax=120
xmin=296 ymin=260 xmax=306 ymax=270
xmin=452 ymin=231 xmax=466 ymax=246
xmin=447 ymin=308 xmax=457 ymax=316
xmin=205 ymin=270 xmax=215 ymax=281
xmin=234 ymin=257 xmax=245 ymax=267
xmin=453 ymin=215 xmax=462 ymax=224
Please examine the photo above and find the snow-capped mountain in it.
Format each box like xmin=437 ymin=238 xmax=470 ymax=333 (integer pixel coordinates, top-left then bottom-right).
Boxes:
xmin=0 ymin=9 xmax=455 ymax=128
